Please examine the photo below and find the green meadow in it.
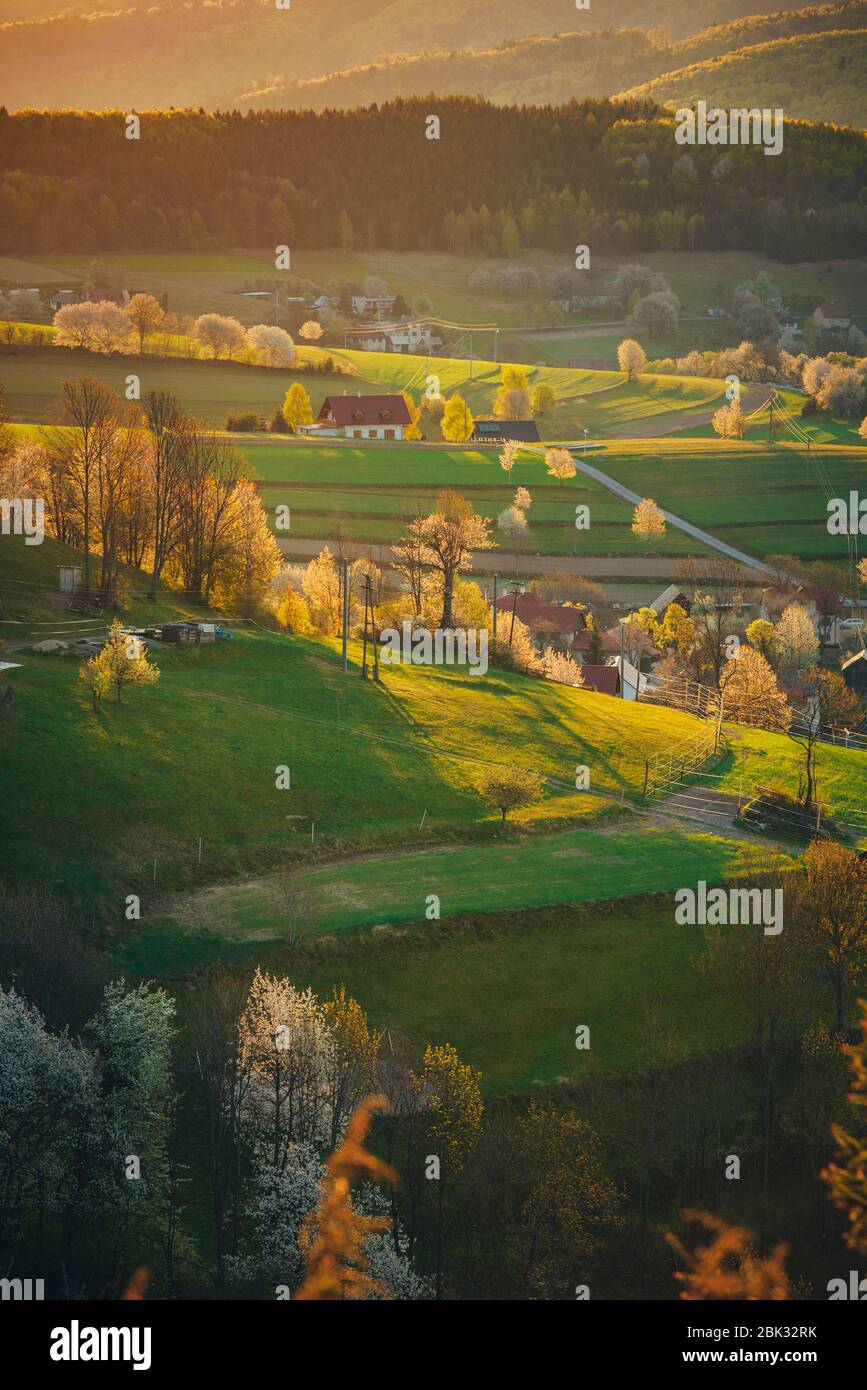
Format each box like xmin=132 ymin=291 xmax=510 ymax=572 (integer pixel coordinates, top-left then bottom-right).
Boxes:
xmin=597 ymin=436 xmax=867 ymax=562
xmin=118 ymin=897 xmax=753 ymax=1094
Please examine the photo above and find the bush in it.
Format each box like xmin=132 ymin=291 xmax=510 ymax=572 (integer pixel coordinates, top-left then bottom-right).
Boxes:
xmin=800 ymin=396 xmax=819 ymax=417
xmin=226 ymin=411 xmax=258 ymax=432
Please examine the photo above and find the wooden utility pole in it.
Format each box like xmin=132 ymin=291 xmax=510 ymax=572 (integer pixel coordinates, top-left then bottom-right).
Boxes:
xmin=341 ymin=558 xmax=349 ymax=672
xmin=508 ymin=581 xmax=523 ymax=647
xmin=360 ymin=574 xmax=380 ymax=681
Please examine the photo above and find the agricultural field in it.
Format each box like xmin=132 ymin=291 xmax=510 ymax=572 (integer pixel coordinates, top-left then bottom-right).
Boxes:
xmin=596 ymin=436 xmax=867 ymax=562
xmin=243 ymin=441 xmax=700 ymax=557
xmin=0 ymin=340 xmax=728 ymax=437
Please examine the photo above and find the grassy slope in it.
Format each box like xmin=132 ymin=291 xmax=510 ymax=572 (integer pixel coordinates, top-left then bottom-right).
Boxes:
xmin=161 ymin=826 xmax=781 ymax=938
xmin=0 ymin=341 xmax=727 ymax=435
xmin=119 ymin=899 xmax=752 ymax=1093
xmin=0 ymin=530 xmax=213 ymax=629
xmin=0 ymin=625 xmax=710 ymax=899
xmin=5 ymin=614 xmax=861 ymax=899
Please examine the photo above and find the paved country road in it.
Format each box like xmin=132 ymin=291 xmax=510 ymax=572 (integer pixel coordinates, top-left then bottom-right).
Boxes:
xmin=548 ymin=443 xmax=770 ymax=575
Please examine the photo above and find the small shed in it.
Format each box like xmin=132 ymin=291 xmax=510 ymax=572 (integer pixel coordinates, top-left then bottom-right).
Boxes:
xmin=161 ymin=622 xmax=199 ymax=645
xmin=58 ymin=565 xmax=83 ymax=595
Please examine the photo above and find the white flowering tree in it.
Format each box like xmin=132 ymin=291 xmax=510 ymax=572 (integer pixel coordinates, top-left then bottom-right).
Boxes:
xmin=0 ymin=987 xmax=99 ymax=1241
xmin=238 ymin=968 xmax=334 ymax=1165
xmin=247 ymin=324 xmax=296 ymax=367
xmin=192 ymin=313 xmax=248 ymax=360
xmin=228 ymin=1146 xmax=429 ymax=1299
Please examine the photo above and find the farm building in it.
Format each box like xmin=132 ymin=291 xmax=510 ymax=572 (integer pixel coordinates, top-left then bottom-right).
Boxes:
xmin=351 ymin=294 xmax=396 ymax=319
xmin=49 ymin=290 xmax=78 ymax=312
xmin=648 ymin=585 xmax=691 ymax=617
xmin=298 ymin=394 xmax=412 ymax=441
xmin=472 ymin=419 xmax=540 ymax=444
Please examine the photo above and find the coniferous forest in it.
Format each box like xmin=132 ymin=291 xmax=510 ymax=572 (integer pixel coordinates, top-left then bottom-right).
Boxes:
xmin=2 ymin=100 xmax=867 ymax=261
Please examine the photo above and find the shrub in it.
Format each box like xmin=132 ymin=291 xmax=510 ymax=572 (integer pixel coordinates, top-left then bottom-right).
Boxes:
xmin=226 ymin=411 xmax=259 ymax=432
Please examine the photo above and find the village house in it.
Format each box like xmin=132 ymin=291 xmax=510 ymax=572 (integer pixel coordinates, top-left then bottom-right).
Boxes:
xmin=49 ymin=289 xmax=78 ymax=312
xmin=576 ymin=664 xmax=621 ymax=696
xmin=296 ymin=393 xmax=412 ymax=441
xmin=813 ymin=302 xmax=851 ymax=332
xmin=345 ymin=321 xmax=443 ymax=354
xmin=571 ymin=623 xmax=660 ymax=668
xmin=648 ymin=584 xmax=691 ymax=618
xmin=351 ymin=294 xmax=397 ymax=320
xmin=493 ymin=592 xmax=587 ymax=646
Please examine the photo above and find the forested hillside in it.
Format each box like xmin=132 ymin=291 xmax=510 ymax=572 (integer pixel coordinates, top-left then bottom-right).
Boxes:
xmin=2 ymin=101 xmax=866 ymax=262
xmin=618 ymin=27 xmax=867 ymax=126
xmin=234 ymin=4 xmax=867 ymax=117
xmin=1 ymin=0 xmax=813 ymax=111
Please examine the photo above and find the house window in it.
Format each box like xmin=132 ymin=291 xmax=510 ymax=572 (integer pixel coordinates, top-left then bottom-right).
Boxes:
xmin=368 ymin=430 xmax=376 ymax=438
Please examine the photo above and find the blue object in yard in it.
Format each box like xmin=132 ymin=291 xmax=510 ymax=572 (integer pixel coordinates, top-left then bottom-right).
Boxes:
xmin=215 ymin=628 xmax=233 ymax=640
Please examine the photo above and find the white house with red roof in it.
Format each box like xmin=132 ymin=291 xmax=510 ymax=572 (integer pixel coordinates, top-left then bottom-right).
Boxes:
xmin=297 ymin=393 xmax=412 ymax=441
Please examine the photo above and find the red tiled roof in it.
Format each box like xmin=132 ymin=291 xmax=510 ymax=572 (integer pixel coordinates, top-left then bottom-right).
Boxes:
xmin=762 ymin=584 xmax=843 ymax=613
xmin=816 ymin=302 xmax=848 ymax=318
xmin=493 ymin=593 xmax=586 ymax=633
xmin=580 ymin=625 xmax=659 ymax=657
xmin=578 ymin=664 xmax=620 ymax=696
xmin=320 ymin=394 xmax=412 ymax=426
xmin=571 ymin=628 xmax=627 ymax=654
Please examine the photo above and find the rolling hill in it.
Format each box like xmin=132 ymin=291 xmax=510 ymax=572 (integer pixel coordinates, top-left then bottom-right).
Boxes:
xmin=0 ymin=0 xmax=819 ymax=112
xmin=617 ymin=26 xmax=867 ymax=126
xmin=235 ymin=4 xmax=867 ymax=119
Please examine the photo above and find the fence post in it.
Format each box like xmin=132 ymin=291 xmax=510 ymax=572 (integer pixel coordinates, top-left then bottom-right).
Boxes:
xmin=643 ymin=760 xmax=649 ymax=799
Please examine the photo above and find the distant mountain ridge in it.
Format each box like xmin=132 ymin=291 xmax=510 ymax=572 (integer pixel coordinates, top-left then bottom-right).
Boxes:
xmin=230 ymin=3 xmax=867 ymax=122
xmin=1 ymin=0 xmax=819 ymax=112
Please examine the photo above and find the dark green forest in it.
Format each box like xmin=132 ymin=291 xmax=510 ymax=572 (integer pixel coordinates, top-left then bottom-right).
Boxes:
xmin=2 ymin=99 xmax=867 ymax=261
